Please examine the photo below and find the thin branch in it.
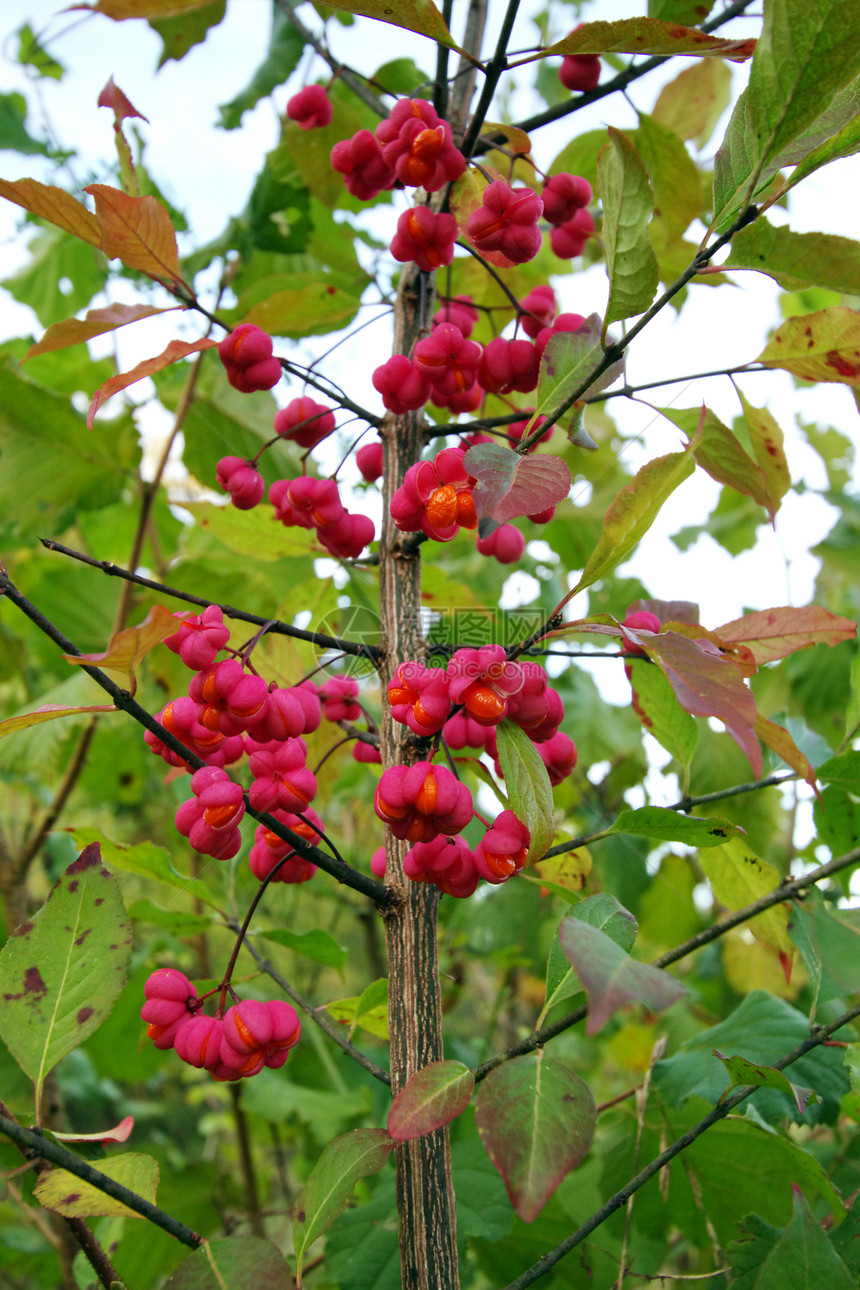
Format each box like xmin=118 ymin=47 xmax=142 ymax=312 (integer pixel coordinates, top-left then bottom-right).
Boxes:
xmin=487 ymin=0 xmax=758 ymax=144
xmin=275 ymin=0 xmax=388 ymax=118
xmin=474 ymin=845 xmax=860 ymax=1083
xmin=0 ymin=1115 xmax=202 ymax=1248
xmin=590 ymin=364 xmax=767 ymax=403
xmin=500 ymin=1000 xmax=860 ymax=1289
xmin=0 ymin=572 xmax=390 ymax=907
xmin=517 ymin=204 xmax=760 ymax=455
xmin=64 ymin=1217 xmax=122 ymax=1290
xmin=37 ymin=540 xmax=381 ymax=660
xmin=461 ymin=0 xmax=522 ymax=159
xmin=240 ymin=934 xmax=392 ymax=1085
xmin=455 ymin=239 xmax=526 ymax=313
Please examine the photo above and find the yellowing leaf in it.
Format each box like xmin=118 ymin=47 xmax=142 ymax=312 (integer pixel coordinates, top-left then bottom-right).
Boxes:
xmin=71 ymin=0 xmax=213 ymax=19
xmin=315 ymin=0 xmax=457 ymax=48
xmin=597 ymin=127 xmax=659 ymax=327
xmin=0 ymin=704 xmax=117 ymax=739
xmin=544 ymin=18 xmax=756 ymax=61
xmin=87 ymin=337 xmax=218 ymax=426
xmin=758 ymin=307 xmax=860 ymax=383
xmin=63 ymin=604 xmax=178 ymax=689
xmin=737 ymin=392 xmax=791 ymax=511
xmin=0 ymin=177 xmax=102 ymax=246
xmin=652 ymin=58 xmax=733 ymax=149
xmin=534 ymin=849 xmax=592 ymax=894
xmin=84 ymin=184 xmax=184 ymax=284
xmin=479 ymin=122 xmax=532 ymax=153
xmin=24 ymin=303 xmax=182 ymax=360
xmin=34 ymin=1152 xmax=158 ymax=1219
xmin=700 ymin=837 xmax=792 ymax=953
xmin=754 ymin=714 xmax=819 ymax=795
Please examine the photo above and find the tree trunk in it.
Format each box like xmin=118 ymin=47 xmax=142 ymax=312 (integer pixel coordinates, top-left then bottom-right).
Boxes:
xmin=378 ymin=258 xmax=460 ymax=1289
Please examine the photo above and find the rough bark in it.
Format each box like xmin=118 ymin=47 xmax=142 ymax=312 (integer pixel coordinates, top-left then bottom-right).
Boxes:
xmin=378 ymin=258 xmax=460 ymax=1289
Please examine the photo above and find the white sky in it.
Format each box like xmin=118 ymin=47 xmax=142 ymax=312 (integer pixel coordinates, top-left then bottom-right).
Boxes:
xmin=0 ymin=0 xmax=857 ymax=642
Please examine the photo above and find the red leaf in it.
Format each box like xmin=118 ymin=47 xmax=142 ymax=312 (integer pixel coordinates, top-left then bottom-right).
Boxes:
xmin=475 ymin=1052 xmax=596 ymax=1222
xmin=715 ymin=606 xmax=858 ymax=666
xmin=51 ymin=1115 xmax=134 ymax=1145
xmin=97 ymin=76 xmax=148 ymax=123
xmin=387 ymin=1061 xmax=474 ymax=1142
xmin=84 ymin=183 xmax=184 ymax=285
xmin=625 ymin=626 xmax=762 ymax=776
xmin=87 ymin=337 xmax=217 ymax=426
xmin=559 ymin=917 xmax=686 ymax=1035
xmin=25 ymin=304 xmax=182 ymax=361
xmin=463 ymin=443 xmax=571 ymax=521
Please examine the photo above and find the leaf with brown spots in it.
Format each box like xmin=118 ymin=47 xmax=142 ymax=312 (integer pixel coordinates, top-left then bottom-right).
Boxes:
xmin=543 ymin=18 xmax=755 ymax=61
xmin=0 ymin=843 xmax=132 ymax=1115
xmin=757 ymin=307 xmax=860 ymax=385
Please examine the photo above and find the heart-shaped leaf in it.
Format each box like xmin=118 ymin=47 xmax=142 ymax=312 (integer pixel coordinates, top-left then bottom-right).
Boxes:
xmin=475 ymin=1052 xmax=596 ymax=1223
xmin=463 ymin=443 xmax=571 ymax=523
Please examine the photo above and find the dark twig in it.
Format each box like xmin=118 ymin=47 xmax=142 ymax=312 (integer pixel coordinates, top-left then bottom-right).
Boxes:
xmin=0 ymin=572 xmax=390 ymax=906
xmin=461 ymin=0 xmax=522 ymax=158
xmin=275 ymin=0 xmax=388 ymax=118
xmin=0 ymin=1115 xmax=202 ymax=1247
xmin=500 ymin=1000 xmax=860 ymax=1289
xmin=474 ymin=845 xmax=860 ymax=1083
xmin=37 ymin=541 xmax=381 ymax=660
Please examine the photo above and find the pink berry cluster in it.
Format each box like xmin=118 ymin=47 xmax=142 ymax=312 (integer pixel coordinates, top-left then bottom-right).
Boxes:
xmin=286 ymin=84 xmax=333 ymax=131
xmin=218 ymin=324 xmax=281 ymax=393
xmin=372 ymin=647 xmax=577 ymax=898
xmin=142 ymin=969 xmax=300 ymax=1082
xmin=269 ymin=475 xmax=375 ymax=559
xmin=331 ymin=98 xmax=465 ymax=200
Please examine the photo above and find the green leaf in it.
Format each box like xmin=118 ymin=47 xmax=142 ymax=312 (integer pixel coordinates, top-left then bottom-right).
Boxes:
xmin=319 ymin=0 xmax=457 ymax=47
xmin=658 ymin=404 xmax=775 ymax=517
xmin=559 ymin=916 xmax=686 ymax=1034
xmin=736 ymin=391 xmax=791 ymax=511
xmin=16 ymin=24 xmax=65 ymax=80
xmin=475 ymin=1052 xmax=596 ymax=1223
xmin=183 ymin=503 xmax=319 ymax=562
xmin=714 ymin=1051 xmax=817 ymax=1114
xmin=128 ymin=900 xmax=213 ymax=936
xmin=451 ymin=1136 xmax=514 ymax=1241
xmin=495 ymin=719 xmax=555 ymax=862
xmin=624 ymin=655 xmax=698 ymax=770
xmin=258 ymin=927 xmax=348 ymax=974
xmin=323 ymin=1181 xmax=400 ymax=1290
xmin=817 ymin=749 xmax=860 ymax=792
xmin=654 ymin=991 xmax=850 ymax=1126
xmin=33 ymin=1152 xmax=158 ymax=1219
xmin=164 ymin=1236 xmax=293 ymax=1290
xmin=68 ymin=828 xmax=218 ymax=910
xmin=613 ymin=806 xmax=742 ymax=847
xmin=633 ymin=112 xmax=703 ymax=241
xmin=0 ymin=844 xmax=131 ymax=1108
xmin=387 ymin=1061 xmax=474 ymax=1142
xmin=569 ymin=444 xmax=696 ymax=597
xmin=534 ymin=314 xmax=624 ymax=419
xmin=727 ymin=1187 xmax=855 ymax=1289
xmin=1 ymin=225 xmax=107 ymax=327
xmin=596 ymin=127 xmax=659 ymax=327
xmin=293 ymin=1128 xmax=393 ymax=1278
xmin=794 ymin=901 xmax=860 ymax=994
xmin=770 ymin=103 xmax=860 ymax=204
xmin=699 ymin=836 xmax=791 ymax=953
xmin=149 ymin=0 xmax=226 ymax=67
xmin=0 ymin=358 xmax=135 ymax=540
xmin=0 ymin=91 xmax=50 ymax=155
xmin=324 ymin=978 xmax=389 ymax=1039
xmin=217 ymin=9 xmax=304 ymax=129
xmin=652 ymin=54 xmax=732 ymax=149
xmin=235 ymin=279 xmax=362 ymax=338
xmin=574 ymin=893 xmax=639 ymax=952
xmin=727 ymin=220 xmax=860 ymax=294
xmin=648 ymin=0 xmax=715 ymax=21
xmin=713 ymin=0 xmax=860 ymax=229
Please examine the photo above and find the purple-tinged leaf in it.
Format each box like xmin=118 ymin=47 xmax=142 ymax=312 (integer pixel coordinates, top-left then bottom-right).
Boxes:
xmin=164 ymin=1236 xmax=293 ymax=1290
xmin=464 ymin=443 xmax=571 ymax=523
xmin=715 ymin=605 xmax=857 ymax=666
xmin=626 ymin=626 xmax=762 ymax=777
xmin=714 ymin=1051 xmax=818 ymax=1114
xmin=388 ymin=1060 xmax=474 ymax=1142
xmin=293 ymin=1128 xmax=392 ymax=1277
xmin=559 ymin=916 xmax=686 ymax=1035
xmin=475 ymin=1052 xmax=596 ymax=1223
